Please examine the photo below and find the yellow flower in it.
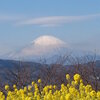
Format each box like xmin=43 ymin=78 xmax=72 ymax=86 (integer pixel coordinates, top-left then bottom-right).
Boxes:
xmin=24 ymin=86 xmax=27 ymax=92
xmin=90 ymin=90 xmax=96 ymax=97
xmin=38 ymin=79 xmax=41 ymax=83
xmin=28 ymin=85 xmax=32 ymax=91
xmin=31 ymin=81 xmax=35 ymax=86
xmin=66 ymin=74 xmax=70 ymax=80
xmin=53 ymin=85 xmax=56 ymax=89
xmin=74 ymin=74 xmax=80 ymax=82
xmin=65 ymin=93 xmax=71 ymax=100
xmin=97 ymin=92 xmax=100 ymax=98
xmin=13 ymin=84 xmax=16 ymax=89
xmin=5 ymin=85 xmax=9 ymax=91
xmin=80 ymin=79 xmax=83 ymax=83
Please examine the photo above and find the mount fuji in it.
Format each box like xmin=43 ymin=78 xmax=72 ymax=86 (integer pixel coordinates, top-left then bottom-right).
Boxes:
xmin=8 ymin=35 xmax=69 ymax=61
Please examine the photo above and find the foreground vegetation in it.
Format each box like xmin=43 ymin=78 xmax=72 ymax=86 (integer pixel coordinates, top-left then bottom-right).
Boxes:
xmin=0 ymin=74 xmax=100 ymax=100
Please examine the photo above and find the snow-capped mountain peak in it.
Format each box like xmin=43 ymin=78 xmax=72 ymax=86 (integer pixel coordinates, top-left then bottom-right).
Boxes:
xmin=31 ymin=35 xmax=65 ymax=46
xmin=9 ymin=35 xmax=68 ymax=60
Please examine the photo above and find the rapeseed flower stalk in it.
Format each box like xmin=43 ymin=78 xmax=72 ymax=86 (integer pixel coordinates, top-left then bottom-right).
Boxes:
xmin=0 ymin=73 xmax=99 ymax=100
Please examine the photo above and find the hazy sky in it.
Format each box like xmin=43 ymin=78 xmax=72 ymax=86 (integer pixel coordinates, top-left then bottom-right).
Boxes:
xmin=0 ymin=0 xmax=100 ymax=56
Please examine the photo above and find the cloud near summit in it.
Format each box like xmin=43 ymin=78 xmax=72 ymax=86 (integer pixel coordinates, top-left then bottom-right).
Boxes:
xmin=17 ymin=14 xmax=100 ymax=27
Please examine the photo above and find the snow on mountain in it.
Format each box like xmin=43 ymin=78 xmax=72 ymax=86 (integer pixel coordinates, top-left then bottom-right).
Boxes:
xmin=9 ymin=35 xmax=68 ymax=60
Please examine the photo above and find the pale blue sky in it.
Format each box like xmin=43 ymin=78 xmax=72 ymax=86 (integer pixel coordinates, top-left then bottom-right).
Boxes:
xmin=0 ymin=0 xmax=100 ymax=57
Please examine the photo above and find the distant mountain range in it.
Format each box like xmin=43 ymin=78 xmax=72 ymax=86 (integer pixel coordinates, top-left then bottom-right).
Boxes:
xmin=0 ymin=58 xmax=100 ymax=71
xmin=0 ymin=59 xmax=43 ymax=71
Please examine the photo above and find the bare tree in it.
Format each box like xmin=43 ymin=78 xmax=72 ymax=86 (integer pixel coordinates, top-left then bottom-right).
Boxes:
xmin=67 ymin=54 xmax=100 ymax=91
xmin=5 ymin=61 xmax=33 ymax=89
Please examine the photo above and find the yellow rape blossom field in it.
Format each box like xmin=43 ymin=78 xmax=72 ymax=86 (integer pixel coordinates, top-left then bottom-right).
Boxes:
xmin=0 ymin=74 xmax=100 ymax=100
